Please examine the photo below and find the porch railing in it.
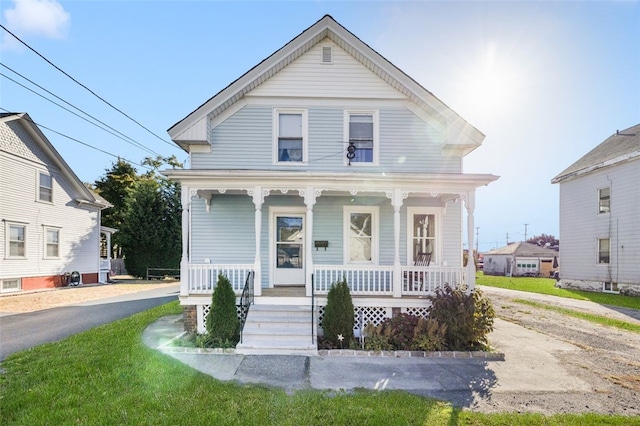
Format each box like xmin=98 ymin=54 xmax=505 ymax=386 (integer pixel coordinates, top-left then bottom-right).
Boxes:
xmin=313 ymin=265 xmax=394 ymax=295
xmin=401 ymin=265 xmax=467 ymax=296
xmin=187 ymin=264 xmax=254 ymax=294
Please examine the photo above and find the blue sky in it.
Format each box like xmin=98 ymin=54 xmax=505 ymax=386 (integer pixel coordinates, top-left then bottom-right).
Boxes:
xmin=1 ymin=0 xmax=639 ymax=251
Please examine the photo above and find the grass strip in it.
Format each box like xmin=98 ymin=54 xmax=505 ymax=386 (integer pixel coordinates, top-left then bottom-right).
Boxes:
xmin=477 ymin=274 xmax=640 ymax=311
xmin=1 ymin=301 xmax=638 ymax=425
xmin=514 ymin=299 xmax=640 ymax=334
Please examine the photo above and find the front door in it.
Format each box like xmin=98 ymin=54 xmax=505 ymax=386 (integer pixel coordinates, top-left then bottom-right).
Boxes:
xmin=274 ymin=214 xmax=305 ymax=285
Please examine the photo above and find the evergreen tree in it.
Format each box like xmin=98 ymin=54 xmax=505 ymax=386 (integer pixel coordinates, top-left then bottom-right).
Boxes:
xmin=322 ymin=279 xmax=355 ymax=346
xmin=206 ymin=274 xmax=239 ymax=345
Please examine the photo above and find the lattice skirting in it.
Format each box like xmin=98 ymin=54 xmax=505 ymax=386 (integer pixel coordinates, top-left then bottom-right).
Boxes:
xmin=196 ymin=304 xmax=246 ymax=334
xmin=195 ymin=304 xmax=430 ymax=335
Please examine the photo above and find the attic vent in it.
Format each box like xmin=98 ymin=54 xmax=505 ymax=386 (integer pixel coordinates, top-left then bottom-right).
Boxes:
xmin=322 ymin=46 xmax=332 ymax=63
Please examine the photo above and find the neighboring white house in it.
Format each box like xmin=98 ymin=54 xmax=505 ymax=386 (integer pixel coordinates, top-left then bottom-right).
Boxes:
xmin=0 ymin=113 xmax=113 ymax=292
xmin=483 ymin=242 xmax=559 ymax=278
xmin=552 ymin=124 xmax=640 ymax=294
xmin=165 ymin=15 xmax=498 ymax=353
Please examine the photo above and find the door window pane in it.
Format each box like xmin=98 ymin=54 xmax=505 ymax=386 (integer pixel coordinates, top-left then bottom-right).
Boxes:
xmin=276 ymin=217 xmax=303 ymax=269
xmin=412 ymin=214 xmax=435 ymax=262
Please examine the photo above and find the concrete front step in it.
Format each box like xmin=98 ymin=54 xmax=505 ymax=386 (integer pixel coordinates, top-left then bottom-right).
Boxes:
xmin=237 ymin=303 xmax=316 ymax=355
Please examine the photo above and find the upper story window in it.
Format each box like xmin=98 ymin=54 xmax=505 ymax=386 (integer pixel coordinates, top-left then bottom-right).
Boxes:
xmin=597 ymin=238 xmax=610 ymax=264
xmin=39 ymin=172 xmax=53 ymax=202
xmin=45 ymin=227 xmax=60 ymax=258
xmin=345 ymin=111 xmax=378 ymax=165
xmin=7 ymin=223 xmax=26 ymax=258
xmin=274 ymin=109 xmax=307 ymax=164
xmin=598 ymin=187 xmax=610 ymax=214
xmin=344 ymin=206 xmax=378 ymax=264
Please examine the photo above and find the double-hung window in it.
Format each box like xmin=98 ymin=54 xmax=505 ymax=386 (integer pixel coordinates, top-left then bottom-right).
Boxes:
xmin=8 ymin=224 xmax=26 ymax=258
xmin=275 ymin=109 xmax=307 ymax=164
xmin=345 ymin=111 xmax=378 ymax=164
xmin=45 ymin=227 xmax=60 ymax=258
xmin=39 ymin=172 xmax=53 ymax=202
xmin=597 ymin=238 xmax=610 ymax=264
xmin=344 ymin=206 xmax=378 ymax=264
xmin=598 ymin=187 xmax=610 ymax=214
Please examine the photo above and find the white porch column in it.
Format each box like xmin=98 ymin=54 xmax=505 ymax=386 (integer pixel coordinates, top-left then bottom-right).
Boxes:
xmin=389 ymin=189 xmax=405 ymax=298
xmin=303 ymin=187 xmax=319 ymax=297
xmin=465 ymin=190 xmax=477 ymax=290
xmin=179 ymin=185 xmax=190 ymax=297
xmin=250 ymin=186 xmax=266 ymax=297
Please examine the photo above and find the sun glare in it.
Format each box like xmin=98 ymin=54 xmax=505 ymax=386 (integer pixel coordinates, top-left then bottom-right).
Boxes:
xmin=462 ymin=43 xmax=523 ymax=122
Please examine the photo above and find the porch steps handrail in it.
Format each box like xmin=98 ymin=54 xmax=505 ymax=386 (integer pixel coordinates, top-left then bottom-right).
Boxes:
xmin=238 ymin=271 xmax=255 ymax=344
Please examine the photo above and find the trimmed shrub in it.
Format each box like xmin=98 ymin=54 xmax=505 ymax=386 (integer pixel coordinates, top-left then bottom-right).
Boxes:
xmin=322 ymin=278 xmax=354 ymax=347
xmin=205 ymin=274 xmax=239 ymax=346
xmin=427 ymin=285 xmax=495 ymax=351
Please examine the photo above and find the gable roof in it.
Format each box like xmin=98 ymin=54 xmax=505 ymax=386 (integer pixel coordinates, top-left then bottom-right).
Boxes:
xmin=168 ymin=15 xmax=484 ymax=154
xmin=0 ymin=112 xmax=111 ymax=209
xmin=552 ymin=123 xmax=640 ymax=183
xmin=485 ymin=242 xmax=558 ymax=257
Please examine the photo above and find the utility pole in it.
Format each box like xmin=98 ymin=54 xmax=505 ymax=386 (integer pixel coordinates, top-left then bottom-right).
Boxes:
xmin=524 ymin=223 xmax=529 ymax=242
xmin=506 ymin=232 xmax=510 ymax=245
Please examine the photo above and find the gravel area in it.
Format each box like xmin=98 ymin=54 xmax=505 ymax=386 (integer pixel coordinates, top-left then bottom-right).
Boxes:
xmin=477 ymin=287 xmax=640 ymax=416
xmin=0 ymin=281 xmax=177 ymax=314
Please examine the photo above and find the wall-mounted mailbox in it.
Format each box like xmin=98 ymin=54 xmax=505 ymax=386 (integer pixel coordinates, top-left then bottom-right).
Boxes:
xmin=314 ymin=240 xmax=329 ymax=250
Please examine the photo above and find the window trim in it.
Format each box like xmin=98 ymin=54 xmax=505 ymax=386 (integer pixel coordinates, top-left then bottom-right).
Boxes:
xmin=343 ymin=110 xmax=379 ymax=166
xmin=38 ymin=171 xmax=53 ymax=203
xmin=6 ymin=221 xmax=27 ymax=259
xmin=343 ymin=206 xmax=379 ymax=265
xmin=597 ymin=238 xmax=610 ymax=265
xmin=597 ymin=186 xmax=610 ymax=215
xmin=273 ymin=108 xmax=308 ymax=165
xmin=406 ymin=207 xmax=442 ymax=265
xmin=43 ymin=226 xmax=61 ymax=259
xmin=0 ymin=278 xmax=21 ymax=293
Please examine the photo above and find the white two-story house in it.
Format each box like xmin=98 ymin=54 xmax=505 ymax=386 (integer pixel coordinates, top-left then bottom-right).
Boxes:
xmin=165 ymin=15 xmax=498 ymax=353
xmin=0 ymin=113 xmax=114 ymax=292
xmin=552 ymin=124 xmax=640 ymax=294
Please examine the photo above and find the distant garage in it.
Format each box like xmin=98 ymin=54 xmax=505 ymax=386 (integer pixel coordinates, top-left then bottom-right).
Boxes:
xmin=483 ymin=242 xmax=559 ymax=277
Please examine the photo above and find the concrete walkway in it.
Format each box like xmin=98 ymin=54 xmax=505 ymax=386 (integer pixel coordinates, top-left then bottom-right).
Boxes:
xmin=143 ymin=314 xmax=591 ymax=407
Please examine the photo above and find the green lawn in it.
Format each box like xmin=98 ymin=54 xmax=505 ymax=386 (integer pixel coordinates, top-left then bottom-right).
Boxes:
xmin=477 ymin=273 xmax=640 ymax=310
xmin=1 ymin=302 xmax=639 ymax=425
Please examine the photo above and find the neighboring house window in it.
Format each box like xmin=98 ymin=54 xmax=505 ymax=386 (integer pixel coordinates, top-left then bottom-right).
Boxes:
xmin=39 ymin=172 xmax=53 ymax=202
xmin=598 ymin=187 xmax=610 ymax=214
xmin=597 ymin=238 xmax=610 ymax=264
xmin=345 ymin=111 xmax=378 ymax=164
xmin=45 ymin=227 xmax=60 ymax=258
xmin=1 ymin=278 xmax=21 ymax=292
xmin=407 ymin=208 xmax=440 ymax=264
xmin=274 ymin=109 xmax=307 ymax=164
xmin=344 ymin=206 xmax=378 ymax=264
xmin=7 ymin=224 xmax=26 ymax=258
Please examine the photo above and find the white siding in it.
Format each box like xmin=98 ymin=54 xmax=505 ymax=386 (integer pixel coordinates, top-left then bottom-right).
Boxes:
xmin=0 ymin=122 xmax=101 ymax=281
xmin=248 ymin=40 xmax=407 ymax=100
xmin=559 ymin=159 xmax=640 ymax=285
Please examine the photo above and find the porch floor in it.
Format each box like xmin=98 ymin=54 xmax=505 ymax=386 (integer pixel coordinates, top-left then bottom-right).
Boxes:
xmin=261 ymin=286 xmax=306 ymax=297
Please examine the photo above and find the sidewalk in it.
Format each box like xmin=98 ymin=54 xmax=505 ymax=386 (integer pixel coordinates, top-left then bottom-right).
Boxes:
xmin=143 ymin=314 xmax=591 ymax=407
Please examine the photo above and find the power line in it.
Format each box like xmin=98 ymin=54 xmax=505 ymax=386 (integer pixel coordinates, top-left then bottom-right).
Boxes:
xmin=0 ymin=69 xmax=160 ymax=157
xmin=0 ymin=107 xmax=152 ymax=171
xmin=0 ymin=23 xmax=177 ymax=149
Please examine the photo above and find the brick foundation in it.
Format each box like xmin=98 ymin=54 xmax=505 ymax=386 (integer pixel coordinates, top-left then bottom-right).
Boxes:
xmin=183 ymin=305 xmax=197 ymax=333
xmin=21 ymin=275 xmax=67 ymax=291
